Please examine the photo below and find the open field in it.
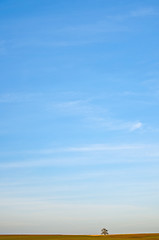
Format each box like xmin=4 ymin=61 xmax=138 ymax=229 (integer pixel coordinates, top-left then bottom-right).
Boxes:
xmin=0 ymin=234 xmax=159 ymax=240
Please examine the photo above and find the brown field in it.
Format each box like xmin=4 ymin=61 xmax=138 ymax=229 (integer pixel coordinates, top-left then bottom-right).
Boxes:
xmin=0 ymin=234 xmax=159 ymax=240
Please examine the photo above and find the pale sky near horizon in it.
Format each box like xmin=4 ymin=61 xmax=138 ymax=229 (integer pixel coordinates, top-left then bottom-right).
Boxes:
xmin=0 ymin=0 xmax=159 ymax=235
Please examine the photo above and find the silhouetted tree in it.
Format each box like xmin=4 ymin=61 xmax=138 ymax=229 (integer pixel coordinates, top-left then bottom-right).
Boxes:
xmin=101 ymin=228 xmax=108 ymax=235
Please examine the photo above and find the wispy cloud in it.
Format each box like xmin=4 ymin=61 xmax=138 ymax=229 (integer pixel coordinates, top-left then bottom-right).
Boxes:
xmin=12 ymin=39 xmax=101 ymax=48
xmin=130 ymin=122 xmax=143 ymax=131
xmin=66 ymin=144 xmax=143 ymax=152
xmin=88 ymin=116 xmax=143 ymax=132
xmin=2 ymin=6 xmax=157 ymax=53
xmin=0 ymin=143 xmax=154 ymax=169
xmin=131 ymin=8 xmax=157 ymax=17
xmin=0 ymin=93 xmax=42 ymax=103
xmin=7 ymin=19 xmax=128 ymax=50
xmin=0 ymin=91 xmax=147 ymax=135
xmin=106 ymin=7 xmax=157 ymax=23
xmin=14 ymin=143 xmax=147 ymax=154
xmin=58 ymin=7 xmax=157 ymax=36
xmin=6 ymin=14 xmax=131 ymax=50
xmin=59 ymin=20 xmax=128 ymax=34
xmin=48 ymin=99 xmax=144 ymax=133
xmin=48 ymin=99 xmax=95 ymax=117
xmin=0 ymin=92 xmax=145 ymax=133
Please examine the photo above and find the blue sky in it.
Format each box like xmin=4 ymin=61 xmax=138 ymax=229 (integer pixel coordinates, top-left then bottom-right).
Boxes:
xmin=0 ymin=0 xmax=159 ymax=235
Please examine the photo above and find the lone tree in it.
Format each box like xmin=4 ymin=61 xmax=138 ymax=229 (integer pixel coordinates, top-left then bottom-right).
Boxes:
xmin=101 ymin=228 xmax=108 ymax=235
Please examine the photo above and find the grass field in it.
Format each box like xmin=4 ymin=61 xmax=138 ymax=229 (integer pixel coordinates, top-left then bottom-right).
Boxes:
xmin=0 ymin=234 xmax=159 ymax=240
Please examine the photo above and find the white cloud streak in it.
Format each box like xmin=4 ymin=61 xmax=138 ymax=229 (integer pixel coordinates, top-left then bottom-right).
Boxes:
xmin=0 ymin=93 xmax=43 ymax=103
xmin=0 ymin=143 xmax=144 ymax=155
xmin=130 ymin=122 xmax=143 ymax=131
xmin=0 ymin=92 xmax=146 ymax=134
xmin=1 ymin=143 xmax=158 ymax=169
xmin=131 ymin=8 xmax=157 ymax=17
xmin=66 ymin=144 xmax=143 ymax=152
xmin=48 ymin=99 xmax=144 ymax=132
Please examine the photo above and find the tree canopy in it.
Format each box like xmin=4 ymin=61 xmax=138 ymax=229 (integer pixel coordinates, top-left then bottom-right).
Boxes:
xmin=101 ymin=228 xmax=108 ymax=235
